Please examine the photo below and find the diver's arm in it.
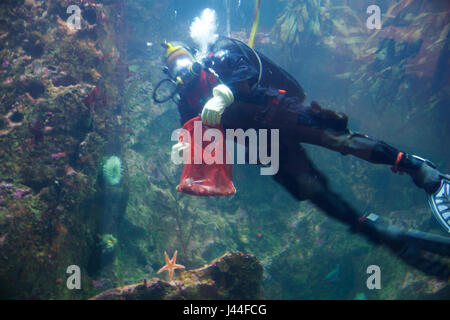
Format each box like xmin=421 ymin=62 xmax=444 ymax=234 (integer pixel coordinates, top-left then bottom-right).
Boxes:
xmin=235 ymin=80 xmax=252 ymax=95
xmin=200 ymin=59 xmax=257 ymax=125
xmin=201 ymin=84 xmax=234 ymax=125
xmin=177 ymin=98 xmax=198 ymax=126
xmin=206 ymin=44 xmax=259 ymax=97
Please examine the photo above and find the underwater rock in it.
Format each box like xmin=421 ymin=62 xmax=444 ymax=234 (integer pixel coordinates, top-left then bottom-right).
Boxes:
xmin=90 ymin=252 xmax=263 ymax=300
xmin=0 ymin=0 xmax=128 ymax=299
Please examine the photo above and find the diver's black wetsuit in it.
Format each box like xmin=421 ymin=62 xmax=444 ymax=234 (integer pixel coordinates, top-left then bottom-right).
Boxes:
xmin=178 ymin=37 xmax=408 ymax=200
xmin=175 ymin=37 xmax=450 ymax=278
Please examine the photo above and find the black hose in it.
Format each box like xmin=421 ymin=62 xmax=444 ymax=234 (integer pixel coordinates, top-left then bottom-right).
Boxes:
xmin=152 ymin=78 xmax=179 ymax=104
xmin=403 ymin=229 xmax=450 ymax=257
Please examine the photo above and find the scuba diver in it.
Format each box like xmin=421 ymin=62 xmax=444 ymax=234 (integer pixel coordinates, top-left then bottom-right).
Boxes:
xmin=153 ymin=37 xmax=450 ymax=279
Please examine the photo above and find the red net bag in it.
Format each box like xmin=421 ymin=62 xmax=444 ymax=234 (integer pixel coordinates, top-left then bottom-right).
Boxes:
xmin=177 ymin=116 xmax=236 ymax=196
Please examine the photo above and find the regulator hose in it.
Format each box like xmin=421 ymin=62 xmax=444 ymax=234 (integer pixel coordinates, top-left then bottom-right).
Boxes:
xmin=152 ymin=78 xmax=179 ymax=104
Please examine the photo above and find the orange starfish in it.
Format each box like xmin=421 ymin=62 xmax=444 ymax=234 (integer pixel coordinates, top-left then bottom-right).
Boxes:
xmin=157 ymin=250 xmax=185 ymax=281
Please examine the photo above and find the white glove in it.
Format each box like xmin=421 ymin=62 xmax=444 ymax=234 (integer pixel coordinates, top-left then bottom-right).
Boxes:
xmin=171 ymin=141 xmax=189 ymax=164
xmin=201 ymin=84 xmax=234 ymax=126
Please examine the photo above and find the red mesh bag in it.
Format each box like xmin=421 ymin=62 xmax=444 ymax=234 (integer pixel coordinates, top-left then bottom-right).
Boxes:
xmin=177 ymin=116 xmax=236 ymax=196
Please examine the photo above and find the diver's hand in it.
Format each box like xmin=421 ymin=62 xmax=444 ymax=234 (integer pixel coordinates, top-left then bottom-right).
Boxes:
xmin=201 ymin=84 xmax=234 ymax=126
xmin=171 ymin=141 xmax=189 ymax=164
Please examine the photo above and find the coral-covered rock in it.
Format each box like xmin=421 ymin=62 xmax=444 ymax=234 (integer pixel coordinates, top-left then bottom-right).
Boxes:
xmin=89 ymin=252 xmax=263 ymax=300
xmin=0 ymin=0 xmax=127 ymax=299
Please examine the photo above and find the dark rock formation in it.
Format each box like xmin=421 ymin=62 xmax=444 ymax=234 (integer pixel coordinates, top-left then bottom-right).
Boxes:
xmin=0 ymin=0 xmax=128 ymax=299
xmin=90 ymin=252 xmax=263 ymax=300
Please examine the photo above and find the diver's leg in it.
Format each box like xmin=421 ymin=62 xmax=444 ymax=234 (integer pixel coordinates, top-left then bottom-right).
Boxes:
xmin=271 ymin=97 xmax=446 ymax=195
xmin=273 ymin=140 xmax=392 ymax=240
xmin=293 ymin=125 xmax=445 ymax=195
xmin=272 ymin=140 xmax=362 ymax=225
xmin=272 ymin=141 xmax=450 ymax=278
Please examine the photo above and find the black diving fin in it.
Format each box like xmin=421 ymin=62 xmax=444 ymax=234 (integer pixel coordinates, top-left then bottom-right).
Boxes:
xmin=428 ymin=175 xmax=450 ymax=233
xmin=358 ymin=213 xmax=450 ymax=279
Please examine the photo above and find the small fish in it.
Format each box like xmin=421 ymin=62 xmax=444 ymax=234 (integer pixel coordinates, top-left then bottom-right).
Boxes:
xmin=92 ymin=280 xmax=104 ymax=288
xmin=324 ymin=264 xmax=340 ymax=282
xmin=0 ymin=233 xmax=7 ymax=244
xmin=335 ymin=72 xmax=352 ymax=80
xmin=51 ymin=151 xmax=67 ymax=160
xmin=354 ymin=292 xmax=367 ymax=300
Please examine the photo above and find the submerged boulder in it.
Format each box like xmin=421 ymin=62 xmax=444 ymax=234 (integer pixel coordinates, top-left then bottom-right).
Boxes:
xmin=90 ymin=252 xmax=263 ymax=300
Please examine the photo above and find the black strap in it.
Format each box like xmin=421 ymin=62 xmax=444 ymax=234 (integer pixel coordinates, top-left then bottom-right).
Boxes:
xmin=220 ymin=36 xmax=263 ymax=90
